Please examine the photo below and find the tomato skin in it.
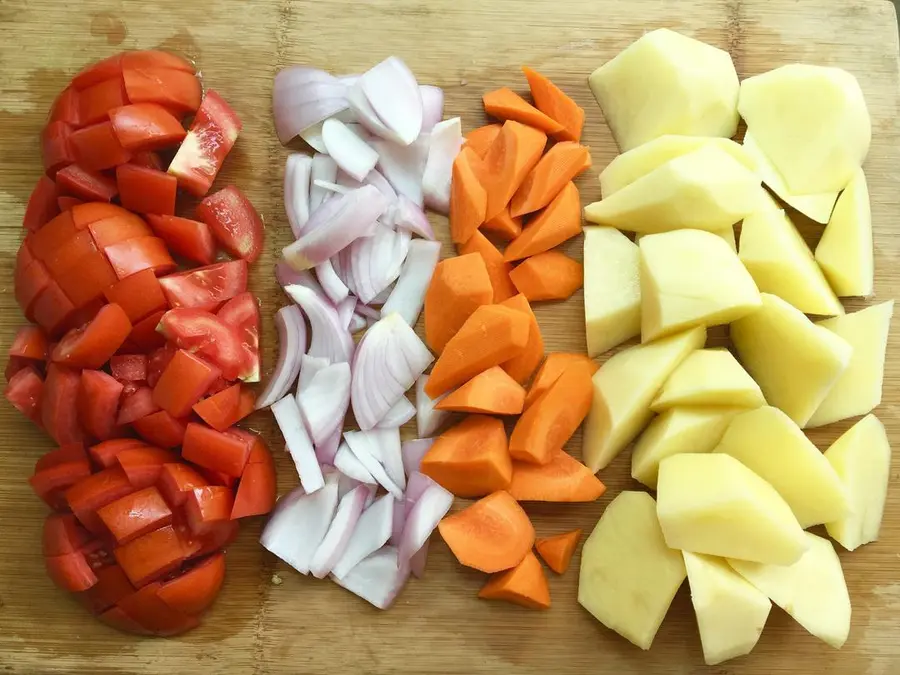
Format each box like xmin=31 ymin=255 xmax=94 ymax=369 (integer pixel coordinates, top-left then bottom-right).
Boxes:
xmin=55 ymin=251 xmax=119 ymax=309
xmin=116 ymin=164 xmax=177 ymax=215
xmin=69 ymin=121 xmax=132 ymax=171
xmin=158 ymin=260 xmax=248 ymax=311
xmin=157 ymin=308 xmax=246 ymax=380
xmin=97 ymin=605 xmax=153 ymax=635
xmin=196 ymin=186 xmax=263 ymax=263
xmin=49 ymin=87 xmax=81 ymax=127
xmin=80 ymin=564 xmax=135 ymax=615
xmin=132 ymin=410 xmax=187 ymax=448
xmin=87 ymin=213 xmax=151 ymax=248
xmin=146 ymin=215 xmax=215 ymax=265
xmin=231 ymin=456 xmax=276 ymax=519
xmin=15 ymin=259 xmax=52 ymax=321
xmin=123 ymin=67 xmax=202 ymax=114
xmin=114 ymin=524 xmax=200 ymax=588
xmin=32 ymin=281 xmax=78 ymax=338
xmin=185 ymin=486 xmax=234 ymax=535
xmin=23 ymin=175 xmax=60 ymax=232
xmin=35 ymin=442 xmax=88 ymax=473
xmin=78 ymin=76 xmax=128 ymax=127
xmin=121 ymin=50 xmax=195 ymax=73
xmin=29 ymin=450 xmax=92 ymax=510
xmin=182 ymin=423 xmax=251 ymax=478
xmin=58 ymin=196 xmax=83 ymax=211
xmin=65 ymin=467 xmax=136 ymax=535
xmin=41 ymin=363 xmax=84 ymax=444
xmin=56 ymin=164 xmax=119 ymax=202
xmin=110 ymin=354 xmax=148 ymax=382
xmin=109 ymin=103 xmax=187 ymax=151
xmin=116 ymin=446 xmax=179 ymax=490
xmin=30 ymin=210 xmax=77 ymax=261
xmin=10 ymin=325 xmax=49 ymax=361
xmin=217 ymin=292 xmax=260 ymax=382
xmin=97 ymin=486 xmax=173 ymax=544
xmin=104 ymin=236 xmax=176 ymax=279
xmin=129 ymin=310 xmax=167 ymax=351
xmin=193 ymin=519 xmax=239 ymax=558
xmin=44 ymin=230 xmax=97 ymax=278
xmin=72 ymin=55 xmax=123 ymax=91
xmin=158 ymin=462 xmax=207 ymax=508
xmin=88 ymin=438 xmax=149 ymax=469
xmin=78 ymin=370 xmax=125 ymax=441
xmin=156 ymin=552 xmax=224 ymax=616
xmin=4 ymin=366 xmax=44 ymax=424
xmin=151 ymin=349 xmax=222 ymax=418
xmin=41 ymin=121 xmax=75 ymax=176
xmin=103 ymin=268 xmax=167 ymax=323
xmin=116 ymin=386 xmax=160 ymax=426
xmin=42 ymin=513 xmax=93 ymax=556
xmin=45 ymin=550 xmax=98 ymax=592
xmin=71 ymin=202 xmax=133 ymax=229
xmin=52 ymin=303 xmax=133 ymax=369
xmin=116 ymin=581 xmax=201 ymax=636
xmin=193 ymin=384 xmax=254 ymax=432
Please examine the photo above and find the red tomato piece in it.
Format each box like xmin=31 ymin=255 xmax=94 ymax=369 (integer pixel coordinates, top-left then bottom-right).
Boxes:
xmin=168 ymin=90 xmax=242 ymax=197
xmin=182 ymin=422 xmax=251 ymax=478
xmin=117 ymin=581 xmax=201 ymax=636
xmin=109 ymin=103 xmax=187 ymax=151
xmin=35 ymin=442 xmax=88 ymax=473
xmin=69 ymin=121 xmax=132 ymax=171
xmin=10 ymin=325 xmax=49 ymax=361
xmin=110 ymin=354 xmax=148 ymax=382
xmin=196 ymin=186 xmax=263 ymax=263
xmin=116 ymin=386 xmax=160 ymax=425
xmin=23 ymin=175 xmax=60 ymax=232
xmin=80 ymin=564 xmax=135 ymax=615
xmin=32 ymin=281 xmax=78 ymax=337
xmin=52 ymin=303 xmax=132 ymax=369
xmin=55 ymin=250 xmax=119 ymax=309
xmin=29 ymin=451 xmax=92 ymax=510
xmin=88 ymin=438 xmax=149 ymax=469
xmin=44 ymin=230 xmax=97 ymax=278
xmin=104 ymin=236 xmax=176 ymax=279
xmin=78 ymin=370 xmax=124 ymax=441
xmin=114 ymin=524 xmax=200 ymax=588
xmin=158 ymin=463 xmax=207 ymax=508
xmin=42 ymin=513 xmax=93 ymax=556
xmin=41 ymin=363 xmax=83 ymax=444
xmin=4 ymin=366 xmax=44 ymax=424
xmin=29 ymin=210 xmax=77 ymax=261
xmin=66 ymin=467 xmax=136 ymax=534
xmin=56 ymin=164 xmax=119 ymax=202
xmin=145 ymin=215 xmax=215 ymax=265
xmin=57 ymin=196 xmax=83 ymax=212
xmin=71 ymin=202 xmax=132 ymax=229
xmin=116 ymin=164 xmax=177 ymax=215
xmin=217 ymin=292 xmax=260 ymax=382
xmin=41 ymin=121 xmax=75 ymax=176
xmin=116 ymin=446 xmax=179 ymax=489
xmin=15 ymin=259 xmax=51 ymax=320
xmin=193 ymin=519 xmax=239 ymax=558
xmin=156 ymin=552 xmax=224 ymax=616
xmin=184 ymin=486 xmax=234 ymax=535
xmin=132 ymin=410 xmax=188 ymax=449
xmin=97 ymin=486 xmax=173 ymax=544
xmin=45 ymin=550 xmax=98 ymax=592
xmin=157 ymin=309 xmax=246 ymax=380
xmin=66 ymin=297 xmax=106 ymax=330
xmin=97 ymin=605 xmax=153 ymax=635
xmin=129 ymin=150 xmax=164 ymax=170
xmin=231 ymin=459 xmax=276 ymax=519
xmin=72 ymin=54 xmax=123 ymax=91
xmin=128 ymin=310 xmax=167 ymax=351
xmin=146 ymin=343 xmax=176 ymax=388
xmin=151 ymin=349 xmax=221 ymax=418
xmin=198 ymin=467 xmax=237 ymax=488
xmin=123 ymin=66 xmax=202 ymax=114
xmin=15 ymin=238 xmax=34 ymax=274
xmin=122 ymin=50 xmax=195 ymax=73
xmin=88 ymin=214 xmax=151 ymax=248
xmin=102 ymin=268 xmax=167 ymax=323
xmin=193 ymin=384 xmax=255 ymax=432
xmin=78 ymin=76 xmax=129 ymax=127
xmin=48 ymin=87 xmax=81 ymax=127
xmin=158 ymin=260 xmax=247 ymax=311
xmin=206 ymin=376 xmax=231 ymax=396
xmin=5 ymin=356 xmax=32 ymax=382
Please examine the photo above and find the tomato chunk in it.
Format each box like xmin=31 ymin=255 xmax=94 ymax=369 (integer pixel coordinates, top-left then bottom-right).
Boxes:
xmin=231 ymin=454 xmax=276 ymax=519
xmin=71 ymin=202 xmax=132 ymax=229
xmin=15 ymin=259 xmax=51 ymax=320
xmin=151 ymin=349 xmax=221 ymax=418
xmin=29 ymin=210 xmax=77 ymax=261
xmin=196 ymin=186 xmax=263 ymax=263
xmin=23 ymin=175 xmax=60 ymax=232
xmin=123 ymin=66 xmax=202 ymax=114
xmin=109 ymin=103 xmax=187 ymax=151
xmin=132 ymin=410 xmax=188 ymax=449
xmin=102 ymin=268 xmax=167 ymax=323
xmin=129 ymin=310 xmax=167 ymax=351
xmin=217 ymin=292 xmax=260 ymax=382
xmin=78 ymin=76 xmax=128 ymax=126
xmin=193 ymin=519 xmax=239 ymax=558
xmin=146 ymin=343 xmax=176 ymax=388
xmin=56 ymin=164 xmax=119 ymax=202
xmin=104 ymin=236 xmax=176 ymax=279
xmin=156 ymin=552 xmax=224 ymax=616
xmin=30 ymin=448 xmax=92 ymax=510
xmin=41 ymin=121 xmax=75 ymax=176
xmin=41 ymin=363 xmax=83 ymax=444
xmin=78 ymin=370 xmax=124 ymax=441
xmin=116 ymin=164 xmax=177 ymax=215
xmin=97 ymin=605 xmax=152 ymax=635
xmin=58 ymin=196 xmax=83 ymax=212
xmin=69 ymin=121 xmax=132 ymax=171
xmin=49 ymin=87 xmax=81 ymax=127
xmin=158 ymin=260 xmax=247 ymax=311
xmin=88 ymin=438 xmax=149 ymax=469
xmin=32 ymin=281 xmax=78 ymax=337
xmin=130 ymin=150 xmax=164 ymax=170
xmin=45 ymin=550 xmax=98 ymax=592
xmin=80 ymin=564 xmax=135 ymax=615
xmin=158 ymin=463 xmax=208 ymax=508
xmin=110 ymin=354 xmax=148 ymax=382
xmin=55 ymin=250 xmax=119 ymax=309
xmin=10 ymin=325 xmax=49 ymax=361
xmin=88 ymin=214 xmax=151 ymax=248
xmin=157 ymin=308 xmax=247 ymax=380
xmin=182 ymin=423 xmax=251 ymax=478
xmin=66 ymin=467 xmax=136 ymax=535
xmin=52 ymin=303 xmax=132 ymax=369
xmin=42 ymin=513 xmax=93 ymax=556
xmin=97 ymin=486 xmax=173 ymax=544
xmin=116 ymin=446 xmax=179 ymax=489
xmin=116 ymin=386 xmax=159 ymax=425
xmin=114 ymin=524 xmax=200 ymax=588
xmin=122 ymin=50 xmax=195 ymax=73
xmin=35 ymin=442 xmax=89 ymax=473
xmin=44 ymin=230 xmax=97 ymax=278
xmin=4 ymin=366 xmax=44 ymax=424
xmin=146 ymin=215 xmax=215 ymax=265
xmin=116 ymin=581 xmax=201 ymax=636
xmin=185 ymin=486 xmax=234 ymax=535
xmin=193 ymin=384 xmax=255 ymax=432
xmin=72 ymin=54 xmax=123 ymax=90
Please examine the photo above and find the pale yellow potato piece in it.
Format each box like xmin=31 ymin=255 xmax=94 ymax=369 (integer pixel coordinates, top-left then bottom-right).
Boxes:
xmin=600 ymin=135 xmax=756 ymax=197
xmin=683 ymin=552 xmax=771 ymax=666
xmin=635 ymin=226 xmax=736 ymax=252
xmin=584 ymin=146 xmax=761 ymax=233
xmin=825 ymin=414 xmax=892 ymax=551
xmin=583 ymin=227 xmax=641 ymax=357
xmin=713 ymin=406 xmax=848 ymax=528
xmin=651 ymin=348 xmax=765 ymax=411
xmin=578 ymin=492 xmax=686 ymax=650
xmin=728 ymin=532 xmax=851 ymax=649
xmin=808 ymin=300 xmax=894 ymax=427
xmin=583 ymin=326 xmax=706 ymax=472
xmin=739 ymin=206 xmax=843 ymax=316
xmin=656 ymin=453 xmax=807 ymax=565
xmin=741 ymin=131 xmax=838 ymax=224
xmin=739 ymin=64 xmax=870 ymax=194
xmin=730 ymin=293 xmax=852 ymax=427
xmin=631 ymin=406 xmax=742 ymax=489
xmin=815 ymin=168 xmax=874 ymax=297
xmin=639 ymin=229 xmax=761 ymax=342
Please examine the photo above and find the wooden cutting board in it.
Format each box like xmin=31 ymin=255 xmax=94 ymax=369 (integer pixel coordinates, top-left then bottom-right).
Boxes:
xmin=1 ymin=0 xmax=899 ymax=672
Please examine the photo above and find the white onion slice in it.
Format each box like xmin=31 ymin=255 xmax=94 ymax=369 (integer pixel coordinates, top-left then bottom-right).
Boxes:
xmin=348 ymin=313 xmax=367 ymax=334
xmin=409 ymin=541 xmax=429 ymax=578
xmin=390 ymin=497 xmax=406 ymax=546
xmin=369 ymin=283 xmax=394 ymax=306
xmin=276 ymin=263 xmax=324 ymax=297
xmin=285 ymin=154 xmax=313 ymax=237
xmin=422 ymin=117 xmax=463 ymax=214
xmin=338 ymin=74 xmax=360 ymax=87
xmin=354 ymin=303 xmax=380 ymax=320
xmin=310 ymin=484 xmax=370 ymax=579
xmin=297 ymin=362 xmax=351 ymax=444
xmin=404 ymin=471 xmax=434 ymax=506
xmin=368 ymin=427 xmax=405 ymax=490
xmin=348 ymin=225 xmax=410 ymax=304
xmin=310 ymin=153 xmax=338 ymax=209
xmin=299 ymin=109 xmax=356 ymax=154
xmin=334 ymin=441 xmax=376 ymax=484
xmin=332 ymin=545 xmax=409 ymax=610
xmin=415 ymin=373 xmax=452 ymax=437
xmin=273 ymin=66 xmax=349 ymax=144
xmin=398 ymin=481 xmax=454 ymax=566
xmin=335 ymin=295 xmax=357 ymax=329
xmin=272 ymin=395 xmax=326 ymax=493
xmin=321 ymin=118 xmax=379 ymax=181
xmin=297 ymin=354 xmax=330 ymax=394
xmin=361 ymin=57 xmax=423 ymax=146
xmin=376 ymin=396 xmax=416 ymax=429
xmin=419 ymin=86 xmax=444 ymax=133
xmin=315 ymin=427 xmax=342 ymax=467
xmin=273 ymin=93 xmax=349 ymax=145
xmin=284 ymin=284 xmax=354 ymax=364
xmin=344 ymin=430 xmax=403 ymax=498
xmin=351 ymin=313 xmax=434 ymax=430
xmin=312 ymin=179 xmax=351 ymax=196
xmin=347 ymin=80 xmax=404 ymax=144
xmin=381 ymin=239 xmax=440 ymax=326
xmin=392 ymin=195 xmax=435 ymax=240
xmin=371 ymin=134 xmax=429 ymax=207
xmin=401 ymin=438 xmax=434 ymax=476
xmin=337 ymin=472 xmax=361 ymax=499
xmin=315 ymin=258 xmax=349 ymax=304
xmin=331 ymin=493 xmax=395 ymax=579
xmin=255 ymin=305 xmax=307 ymax=410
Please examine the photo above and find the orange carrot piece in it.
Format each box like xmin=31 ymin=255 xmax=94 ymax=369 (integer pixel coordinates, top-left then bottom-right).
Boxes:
xmin=535 ymin=529 xmax=583 ymax=574
xmin=482 ymin=121 xmax=547 ymax=221
xmin=522 ymin=67 xmax=585 ymax=143
xmin=509 ymin=452 xmax=605 ymax=502
xmin=465 ymin=124 xmax=502 ymax=159
xmin=525 ymin=353 xmax=598 ymax=410
xmin=503 ymin=181 xmax=582 ymax=262
xmin=438 ymin=490 xmax=535 ymax=573
xmin=483 ymin=87 xmax=564 ymax=135
xmin=508 ymin=359 xmax=594 ymax=464
xmin=499 ymin=294 xmax=543 ymax=385
xmin=481 ymin=208 xmax=523 ymax=241
xmin=509 ymin=142 xmax=592 ymax=217
xmin=435 ymin=366 xmax=526 ymax=415
xmin=509 ymin=251 xmax=583 ymax=302
xmin=458 ymin=230 xmax=517 ymax=303
xmin=478 ymin=550 xmax=550 ymax=609
xmin=450 ymin=146 xmax=487 ymax=244
xmin=424 ymin=253 xmax=493 ymax=354
xmin=420 ymin=415 xmax=512 ymax=497
xmin=425 ymin=304 xmax=530 ymax=398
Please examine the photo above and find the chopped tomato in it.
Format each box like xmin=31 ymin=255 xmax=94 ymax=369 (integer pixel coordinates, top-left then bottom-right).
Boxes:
xmin=56 ymin=164 xmax=119 ymax=202
xmin=44 ymin=230 xmax=97 ymax=278
xmin=116 ymin=386 xmax=159 ymax=426
xmin=231 ymin=461 xmax=276 ymax=520
xmin=29 ymin=449 xmax=92 ymax=510
xmin=116 ymin=581 xmax=201 ymax=636
xmin=116 ymin=446 xmax=179 ymax=489
xmin=35 ymin=442 xmax=88 ymax=473
xmin=217 ymin=292 xmax=260 ymax=381
xmin=116 ymin=165 xmax=177 ymax=215
xmin=182 ymin=422 xmax=251 ymax=478
xmin=193 ymin=519 xmax=239 ymax=558
xmin=110 ymin=354 xmax=148 ymax=382
xmin=114 ymin=524 xmax=200 ymax=588
xmin=78 ymin=370 xmax=124 ymax=441
xmin=52 ymin=303 xmax=132 ymax=369
xmin=49 ymin=87 xmax=81 ymax=127
xmin=78 ymin=76 xmax=128 ymax=126
xmin=16 ymin=238 xmax=34 ymax=274
xmin=130 ymin=150 xmax=164 ymax=170
xmin=72 ymin=54 xmax=123 ymax=90
xmin=80 ymin=564 xmax=135 ymax=615
xmin=55 ymin=251 xmax=119 ymax=309
xmin=129 ymin=310 xmax=167 ymax=351
xmin=29 ymin=210 xmax=77 ymax=261
xmin=122 ymin=50 xmax=195 ymax=73
xmin=97 ymin=486 xmax=173 ymax=544
xmin=156 ymin=552 xmax=224 ymax=616
xmin=109 ymin=103 xmax=187 ymax=151
xmin=69 ymin=122 xmax=132 ymax=171
xmin=168 ymin=90 xmax=242 ymax=197
xmin=103 ymin=268 xmax=167 ymax=323
xmin=71 ymin=202 xmax=132 ymax=229
xmin=132 ymin=410 xmax=188 ymax=448
xmin=97 ymin=604 xmax=152 ymax=635
xmin=41 ymin=121 xmax=75 ymax=176
xmin=193 ymin=384 xmax=255 ymax=431
xmin=65 ymin=466 xmax=136 ymax=535
xmin=145 ymin=215 xmax=215 ymax=265
xmin=15 ymin=259 xmax=52 ymax=320
xmin=196 ymin=186 xmax=263 ymax=263
xmin=57 ymin=196 xmax=83 ymax=211
xmin=158 ymin=462 xmax=207 ymax=508
xmin=42 ymin=513 xmax=93 ymax=556
xmin=151 ymin=349 xmax=221 ymax=418
xmin=5 ymin=356 xmax=32 ymax=382
xmin=88 ymin=214 xmax=152 ymax=248
xmin=45 ymin=550 xmax=98 ymax=592
xmin=104 ymin=236 xmax=176 ymax=279
xmin=198 ymin=467 xmax=237 ymax=488
xmin=32 ymin=281 xmax=77 ymax=337
xmin=88 ymin=438 xmax=149 ymax=469
xmin=41 ymin=363 xmax=83 ymax=444
xmin=158 ymin=260 xmax=247 ymax=311
xmin=206 ymin=376 xmax=231 ymax=396
xmin=157 ymin=309 xmax=246 ymax=380
xmin=185 ymin=486 xmax=234 ymax=535
xmin=146 ymin=342 xmax=177 ymax=388
xmin=9 ymin=325 xmax=49 ymax=361
xmin=23 ymin=175 xmax=60 ymax=231
xmin=123 ymin=66 xmax=202 ymax=114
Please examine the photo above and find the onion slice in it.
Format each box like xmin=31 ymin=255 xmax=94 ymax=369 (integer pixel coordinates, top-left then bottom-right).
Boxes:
xmin=272 ymin=395 xmax=326 ymax=493
xmin=255 ymin=305 xmax=307 ymax=410
xmin=347 ymin=80 xmax=404 ymax=144
xmin=272 ymin=67 xmax=349 ymax=144
xmin=285 ymin=153 xmax=313 ymax=237
xmin=335 ymin=295 xmax=357 ymax=329
xmin=354 ymin=303 xmax=380 ymax=320
xmin=284 ymin=284 xmax=354 ymax=364
xmin=381 ymin=239 xmax=440 ymax=325
xmin=309 ymin=484 xmax=370 ymax=579
xmin=348 ymin=314 xmax=367 ymax=334
xmin=316 ymin=427 xmax=342 ymax=467
xmin=310 ymin=153 xmax=338 ymax=209
xmin=297 ymin=354 xmax=329 ymax=394
xmin=316 ymin=258 xmax=349 ymax=304
xmin=376 ymin=396 xmax=416 ymax=429
xmin=401 ymin=438 xmax=434 ymax=477
xmin=344 ymin=430 xmax=404 ymax=498
xmin=321 ymin=118 xmax=379 ymax=181
xmin=368 ymin=427 xmax=405 ymax=490
xmin=348 ymin=225 xmax=410 ymax=304
xmin=371 ymin=134 xmax=429 ymax=207
xmin=415 ymin=373 xmax=452 ymax=437
xmin=409 ymin=541 xmax=429 ymax=578
xmin=390 ymin=497 xmax=406 ymax=547
xmin=360 ymin=57 xmax=423 ymax=146
xmin=297 ymin=362 xmax=351 ymax=445
xmin=419 ymin=86 xmax=444 ymax=133
xmin=392 ymin=195 xmax=435 ymax=240
xmin=422 ymin=117 xmax=462 ymax=214
xmin=276 ymin=263 xmax=324 ymax=297
xmin=334 ymin=442 xmax=376 ymax=484
xmin=331 ymin=545 xmax=409 ymax=610
xmin=398 ymin=480 xmax=454 ymax=566
xmin=331 ymin=493 xmax=395 ymax=579
xmin=312 ymin=179 xmax=350 ymax=196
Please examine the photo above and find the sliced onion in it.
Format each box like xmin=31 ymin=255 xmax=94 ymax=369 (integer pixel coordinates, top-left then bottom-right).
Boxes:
xmin=398 ymin=481 xmax=453 ymax=566
xmin=297 ymin=362 xmax=351 ymax=444
xmin=338 ymin=74 xmax=360 ymax=87
xmin=332 ymin=545 xmax=409 ymax=610
xmin=419 ymin=86 xmax=444 ymax=133
xmin=422 ymin=117 xmax=462 ymax=214
xmin=335 ymin=295 xmax=357 ymax=329
xmin=283 ymin=185 xmax=388 ymax=270
xmin=392 ymin=195 xmax=435 ymax=240
xmin=415 ymin=373 xmax=452 ymax=437
xmin=309 ymin=484 xmax=370 ymax=579
xmin=271 ymin=394 xmax=325 ymax=493
xmin=381 ymin=239 xmax=441 ymax=326
xmin=297 ymin=354 xmax=330 ymax=394
xmin=276 ymin=262 xmax=324 ymax=297
xmin=337 ymin=247 xmax=358 ymax=296
xmin=331 ymin=493 xmax=395 ymax=579
xmin=347 ymin=80 xmax=404 ymax=144
xmin=344 ymin=430 xmax=403 ymax=498
xmin=351 ymin=313 xmax=434 ymax=430
xmin=310 ymin=153 xmax=338 ymax=209
xmin=285 ymin=153 xmax=312 ymax=237
xmin=371 ymin=134 xmax=429 ymax=207
xmin=348 ymin=313 xmax=367 ymax=334
xmin=376 ymin=396 xmax=416 ymax=429
xmin=348 ymin=225 xmax=410 ymax=304
xmin=299 ymin=109 xmax=356 ymax=154
xmin=321 ymin=118 xmax=379 ymax=181
xmin=284 ymin=284 xmax=354 ymax=363
xmin=337 ymin=472 xmax=361 ymax=499
xmin=312 ymin=179 xmax=351 ymax=196
xmin=361 ymin=57 xmax=423 ymax=146
xmin=368 ymin=427 xmax=405 ymax=490
xmin=401 ymin=438 xmax=434 ymax=476
xmin=316 ymin=258 xmax=349 ymax=304
xmin=390 ymin=497 xmax=406 ymax=547
xmin=273 ymin=66 xmax=349 ymax=144
xmin=255 ymin=305 xmax=307 ymax=410
xmin=354 ymin=303 xmax=380 ymax=320
xmin=370 ymin=283 xmax=395 ymax=307
xmin=404 ymin=471 xmax=435 ymax=506
xmin=315 ymin=427 xmax=342 ymax=467
xmin=409 ymin=541 xmax=429 ymax=578
xmin=334 ymin=441 xmax=376 ymax=484
xmin=274 ymin=66 xmax=341 ymax=93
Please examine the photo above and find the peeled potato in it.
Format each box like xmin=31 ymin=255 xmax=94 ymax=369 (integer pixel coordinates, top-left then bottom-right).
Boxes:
xmin=651 ymin=348 xmax=765 ymax=411
xmin=635 ymin=227 xmax=736 ymax=252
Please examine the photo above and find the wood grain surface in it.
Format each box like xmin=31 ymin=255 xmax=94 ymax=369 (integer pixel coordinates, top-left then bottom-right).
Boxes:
xmin=1 ymin=0 xmax=899 ymax=673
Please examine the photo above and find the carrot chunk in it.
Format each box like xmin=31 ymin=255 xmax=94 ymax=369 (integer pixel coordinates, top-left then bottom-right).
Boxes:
xmin=435 ymin=367 xmax=525 ymax=415
xmin=535 ymin=529 xmax=583 ymax=574
xmin=509 ymin=251 xmax=583 ymax=302
xmin=522 ymin=67 xmax=585 ymax=142
xmin=458 ymin=230 xmax=517 ymax=303
xmin=478 ymin=550 xmax=550 ymax=609
xmin=482 ymin=121 xmax=547 ymax=221
xmin=483 ymin=87 xmax=564 ymax=135
xmin=450 ymin=146 xmax=487 ymax=245
xmin=421 ymin=415 xmax=512 ymax=497
xmin=499 ymin=294 xmax=543 ymax=385
xmin=503 ymin=181 xmax=582 ymax=262
xmin=465 ymin=124 xmax=502 ymax=159
xmin=509 ymin=452 xmax=605 ymax=502
xmin=424 ymin=253 xmax=493 ymax=354
xmin=525 ymin=353 xmax=598 ymax=410
xmin=509 ymin=141 xmax=591 ymax=217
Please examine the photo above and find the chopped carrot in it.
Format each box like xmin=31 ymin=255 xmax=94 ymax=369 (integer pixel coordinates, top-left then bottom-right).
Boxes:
xmin=509 ymin=251 xmax=583 ymax=302
xmin=509 ymin=142 xmax=592 ymax=217
xmin=420 ymin=415 xmax=512 ymax=497
xmin=450 ymin=146 xmax=487 ymax=244
xmin=478 ymin=550 xmax=550 ymax=610
xmin=438 ymin=490 xmax=535 ymax=573
xmin=509 ymin=452 xmax=605 ymax=502
xmin=425 ymin=304 xmax=530 ymax=398
xmin=522 ymin=67 xmax=585 ymax=142
xmin=503 ymin=181 xmax=583 ymax=262
xmin=525 ymin=353 xmax=598 ymax=410
xmin=483 ymin=87 xmax=564 ymax=135
xmin=535 ymin=529 xmax=583 ymax=574
xmin=435 ymin=366 xmax=526 ymax=415
xmin=508 ymin=359 xmax=593 ymax=464
xmin=481 ymin=208 xmax=523 ymax=241
xmin=499 ymin=294 xmax=544 ymax=385
xmin=458 ymin=230 xmax=517 ymax=303
xmin=424 ymin=253 xmax=493 ymax=354
xmin=482 ymin=121 xmax=547 ymax=221
xmin=465 ymin=124 xmax=502 ymax=159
